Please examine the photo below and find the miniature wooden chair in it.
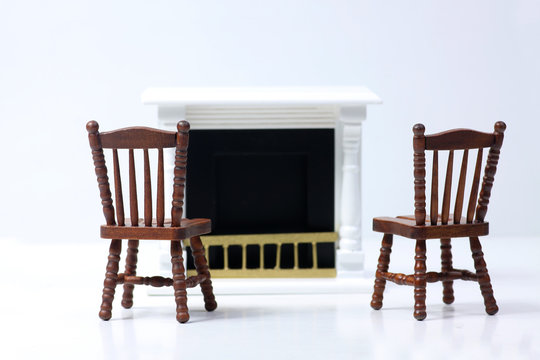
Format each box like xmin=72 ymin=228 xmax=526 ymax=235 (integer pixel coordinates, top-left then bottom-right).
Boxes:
xmin=87 ymin=120 xmax=217 ymax=323
xmin=371 ymin=122 xmax=506 ymax=320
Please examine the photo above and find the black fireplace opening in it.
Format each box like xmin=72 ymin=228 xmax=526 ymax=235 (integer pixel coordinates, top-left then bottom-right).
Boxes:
xmin=185 ymin=128 xmax=335 ymax=273
xmin=214 ymin=152 xmax=308 ymax=234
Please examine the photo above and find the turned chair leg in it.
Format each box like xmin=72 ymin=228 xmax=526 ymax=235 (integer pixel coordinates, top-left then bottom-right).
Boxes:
xmin=414 ymin=239 xmax=427 ymax=320
xmin=470 ymin=237 xmax=498 ymax=315
xmin=190 ymin=236 xmax=217 ymax=312
xmin=99 ymin=239 xmax=122 ymax=320
xmin=121 ymin=240 xmax=139 ymax=309
xmin=440 ymin=238 xmax=455 ymax=304
xmin=171 ymin=240 xmax=190 ymax=323
xmin=371 ymin=234 xmax=393 ymax=310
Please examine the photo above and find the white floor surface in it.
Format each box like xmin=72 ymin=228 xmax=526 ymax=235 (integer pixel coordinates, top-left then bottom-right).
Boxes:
xmin=1 ymin=237 xmax=539 ymax=359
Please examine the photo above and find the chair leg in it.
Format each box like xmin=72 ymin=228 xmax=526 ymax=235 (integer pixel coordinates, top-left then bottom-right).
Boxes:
xmin=414 ymin=239 xmax=427 ymax=321
xmin=371 ymin=233 xmax=393 ymax=310
xmin=469 ymin=237 xmax=498 ymax=315
xmin=440 ymin=238 xmax=455 ymax=304
xmin=189 ymin=236 xmax=217 ymax=312
xmin=99 ymin=239 xmax=122 ymax=321
xmin=121 ymin=240 xmax=139 ymax=309
xmin=171 ymin=240 xmax=190 ymax=323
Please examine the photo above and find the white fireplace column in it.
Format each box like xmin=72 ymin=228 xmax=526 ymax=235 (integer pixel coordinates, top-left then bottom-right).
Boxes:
xmin=142 ymin=87 xmax=381 ymax=282
xmin=337 ymin=106 xmax=366 ymax=274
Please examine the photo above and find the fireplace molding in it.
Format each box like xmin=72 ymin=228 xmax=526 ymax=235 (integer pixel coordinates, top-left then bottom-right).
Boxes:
xmin=142 ymin=87 xmax=381 ymax=291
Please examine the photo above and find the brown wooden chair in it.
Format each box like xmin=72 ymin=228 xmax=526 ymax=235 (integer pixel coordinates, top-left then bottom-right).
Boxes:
xmin=87 ymin=120 xmax=217 ymax=323
xmin=370 ymin=122 xmax=506 ymax=320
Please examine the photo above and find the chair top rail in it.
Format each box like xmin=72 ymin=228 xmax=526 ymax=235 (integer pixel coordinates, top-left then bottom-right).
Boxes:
xmin=99 ymin=126 xmax=177 ymax=149
xmin=425 ymin=129 xmax=495 ymax=150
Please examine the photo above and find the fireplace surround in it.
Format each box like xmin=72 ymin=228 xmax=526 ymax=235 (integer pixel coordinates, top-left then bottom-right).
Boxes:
xmin=142 ymin=87 xmax=381 ymax=291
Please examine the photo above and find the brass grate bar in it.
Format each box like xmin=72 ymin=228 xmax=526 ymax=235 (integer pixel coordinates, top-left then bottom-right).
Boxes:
xmin=294 ymin=242 xmax=299 ymax=270
xmin=259 ymin=244 xmax=264 ymax=271
xmin=312 ymin=241 xmax=318 ymax=268
xmin=186 ymin=232 xmax=337 ymax=278
xmin=275 ymin=243 xmax=281 ymax=270
xmin=242 ymin=245 xmax=247 ymax=270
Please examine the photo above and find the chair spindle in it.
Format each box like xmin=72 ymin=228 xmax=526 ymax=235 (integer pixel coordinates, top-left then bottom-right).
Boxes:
xmin=453 ymin=149 xmax=468 ymax=224
xmin=157 ymin=148 xmax=165 ymax=227
xmin=112 ymin=149 xmax=125 ymax=226
xmin=441 ymin=150 xmax=454 ymax=225
xmin=467 ymin=149 xmax=483 ymax=223
xmin=430 ymin=151 xmax=439 ymax=225
xmin=143 ymin=149 xmax=152 ymax=227
xmin=129 ymin=149 xmax=139 ymax=226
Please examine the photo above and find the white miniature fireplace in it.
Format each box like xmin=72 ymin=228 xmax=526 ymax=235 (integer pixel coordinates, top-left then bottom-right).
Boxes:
xmin=142 ymin=87 xmax=381 ymax=292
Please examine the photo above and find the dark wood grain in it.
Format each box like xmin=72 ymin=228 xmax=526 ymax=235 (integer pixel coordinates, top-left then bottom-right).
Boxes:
xmin=441 ymin=150 xmax=453 ymax=225
xmin=129 ymin=149 xmax=138 ymax=226
xmin=476 ymin=122 xmax=506 ymax=222
xmin=87 ymin=120 xmax=215 ymax=323
xmin=190 ymin=236 xmax=218 ymax=311
xmin=185 ymin=274 xmax=208 ymax=288
xmin=414 ymin=239 xmax=427 ymax=321
xmin=453 ymin=149 xmax=468 ymax=224
xmin=171 ymin=121 xmax=189 ymax=227
xmin=425 ymin=128 xmax=495 ymax=150
xmin=156 ymin=148 xmax=165 ymax=227
xmin=373 ymin=216 xmax=488 ymax=239
xmin=100 ymin=127 xmax=177 ymax=149
xmin=380 ymin=268 xmax=477 ymax=285
xmin=370 ymin=234 xmax=393 ymax=310
xmin=143 ymin=149 xmax=152 ymax=227
xmin=413 ymin=124 xmax=426 ymax=226
xmin=171 ymin=240 xmax=189 ymax=323
xmin=101 ymin=218 xmax=211 ymax=240
xmin=380 ymin=270 xmax=414 ymax=285
xmin=430 ymin=151 xmax=439 ymax=225
xmin=470 ymin=236 xmax=498 ymax=315
xmin=87 ymin=121 xmax=115 ymax=226
xmin=440 ymin=238 xmax=454 ymax=304
xmin=112 ymin=149 xmax=125 ymax=226
xmin=370 ymin=122 xmax=506 ymax=320
xmin=99 ymin=239 xmax=121 ymax=320
xmin=116 ymin=273 xmax=207 ymax=288
xmin=118 ymin=274 xmax=173 ymax=287
xmin=467 ymin=149 xmax=483 ymax=223
xmin=121 ymin=239 xmax=139 ymax=309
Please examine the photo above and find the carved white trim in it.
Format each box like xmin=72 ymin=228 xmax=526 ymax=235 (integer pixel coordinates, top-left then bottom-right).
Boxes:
xmin=158 ymin=105 xmax=338 ymax=129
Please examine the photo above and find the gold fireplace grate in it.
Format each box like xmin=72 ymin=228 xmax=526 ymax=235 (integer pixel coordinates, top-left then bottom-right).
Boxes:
xmin=185 ymin=232 xmax=337 ymax=278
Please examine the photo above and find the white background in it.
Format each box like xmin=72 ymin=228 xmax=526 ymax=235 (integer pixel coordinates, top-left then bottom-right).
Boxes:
xmin=1 ymin=0 xmax=539 ymax=243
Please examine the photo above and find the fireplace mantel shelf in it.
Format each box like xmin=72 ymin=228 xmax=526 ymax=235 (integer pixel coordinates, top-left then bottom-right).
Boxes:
xmin=142 ymin=86 xmax=382 ymax=292
xmin=142 ymin=87 xmax=382 ymax=107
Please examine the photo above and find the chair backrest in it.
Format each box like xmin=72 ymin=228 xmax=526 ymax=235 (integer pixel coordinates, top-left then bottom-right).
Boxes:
xmin=87 ymin=120 xmax=190 ymax=227
xmin=412 ymin=122 xmax=506 ymax=226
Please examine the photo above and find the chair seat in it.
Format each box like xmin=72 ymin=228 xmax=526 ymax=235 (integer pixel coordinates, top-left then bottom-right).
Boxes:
xmin=373 ymin=215 xmax=489 ymax=239
xmin=101 ymin=218 xmax=211 ymax=240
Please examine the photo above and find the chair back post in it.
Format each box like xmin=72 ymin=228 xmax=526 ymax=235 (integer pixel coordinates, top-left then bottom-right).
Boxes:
xmin=171 ymin=121 xmax=190 ymax=227
xmin=413 ymin=124 xmax=427 ymax=226
xmin=87 ymin=121 xmax=116 ymax=226
xmin=475 ymin=121 xmax=506 ymax=222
